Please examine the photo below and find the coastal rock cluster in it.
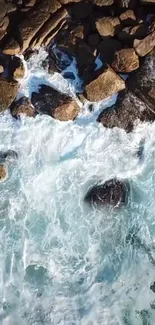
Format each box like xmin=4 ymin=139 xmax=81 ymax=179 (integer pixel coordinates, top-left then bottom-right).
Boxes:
xmin=0 ymin=0 xmax=154 ymax=128
xmin=0 ymin=0 xmax=155 ymax=203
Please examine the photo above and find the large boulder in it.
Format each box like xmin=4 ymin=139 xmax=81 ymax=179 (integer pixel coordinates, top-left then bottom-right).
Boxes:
xmin=0 ymin=77 xmax=18 ymax=112
xmin=31 ymin=85 xmax=80 ymax=121
xmin=84 ymin=179 xmax=129 ymax=208
xmin=96 ymin=16 xmax=120 ymax=37
xmin=83 ymin=66 xmax=125 ymax=102
xmin=133 ymin=31 xmax=155 ymax=57
xmin=98 ymin=90 xmax=155 ymax=132
xmin=112 ymin=48 xmax=139 ymax=73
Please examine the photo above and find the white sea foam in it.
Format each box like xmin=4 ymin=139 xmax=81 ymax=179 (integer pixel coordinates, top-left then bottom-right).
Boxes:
xmin=0 ymin=50 xmax=155 ymax=325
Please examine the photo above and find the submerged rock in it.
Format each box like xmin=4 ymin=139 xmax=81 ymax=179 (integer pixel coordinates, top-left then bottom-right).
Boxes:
xmin=0 ymin=150 xmax=18 ymax=162
xmin=84 ymin=178 xmax=129 ymax=208
xmin=31 ymin=85 xmax=80 ymax=121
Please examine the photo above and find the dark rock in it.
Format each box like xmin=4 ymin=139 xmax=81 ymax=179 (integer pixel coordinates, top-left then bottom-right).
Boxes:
xmin=10 ymin=97 xmax=36 ymax=118
xmin=112 ymin=48 xmax=139 ymax=73
xmin=84 ymin=178 xmax=129 ymax=207
xmin=98 ymin=38 xmax=122 ymax=64
xmin=150 ymin=282 xmax=155 ymax=293
xmin=88 ymin=33 xmax=100 ymax=48
xmin=98 ymin=90 xmax=155 ymax=132
xmin=119 ymin=9 xmax=136 ymax=26
xmin=31 ymin=85 xmax=80 ymax=121
xmin=0 ymin=150 xmax=18 ymax=161
xmin=127 ymin=49 xmax=155 ymax=109
xmin=10 ymin=56 xmax=25 ymax=79
xmin=71 ymin=2 xmax=93 ymax=20
xmin=117 ymin=24 xmax=148 ymax=45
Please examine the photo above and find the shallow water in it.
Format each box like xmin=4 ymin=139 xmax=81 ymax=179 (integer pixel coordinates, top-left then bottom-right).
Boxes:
xmin=1 ymin=49 xmax=155 ymax=325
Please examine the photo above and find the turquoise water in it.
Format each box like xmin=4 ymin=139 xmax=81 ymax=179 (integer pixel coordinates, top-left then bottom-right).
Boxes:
xmin=0 ymin=50 xmax=155 ymax=325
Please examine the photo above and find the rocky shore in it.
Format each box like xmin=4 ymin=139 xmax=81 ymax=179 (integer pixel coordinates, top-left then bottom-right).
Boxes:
xmin=0 ymin=0 xmax=155 ymax=200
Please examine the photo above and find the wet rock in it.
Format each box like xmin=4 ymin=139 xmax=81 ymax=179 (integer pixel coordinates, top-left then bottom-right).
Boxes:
xmin=83 ymin=66 xmax=125 ymax=102
xmin=10 ymin=97 xmax=36 ymax=118
xmin=117 ymin=24 xmax=148 ymax=45
xmin=88 ymin=33 xmax=100 ymax=48
xmin=0 ymin=77 xmax=18 ymax=112
xmin=98 ymin=90 xmax=155 ymax=132
xmin=150 ymin=282 xmax=155 ymax=293
xmin=96 ymin=16 xmax=120 ymax=37
xmin=112 ymin=48 xmax=139 ymax=73
xmin=127 ymin=49 xmax=155 ymax=109
xmin=0 ymin=164 xmax=7 ymax=182
xmin=76 ymin=41 xmax=96 ymax=68
xmin=31 ymin=85 xmax=80 ymax=121
xmin=84 ymin=178 xmax=129 ymax=208
xmin=10 ymin=57 xmax=25 ymax=79
xmin=134 ymin=30 xmax=155 ymax=57
xmin=0 ymin=150 xmax=18 ymax=161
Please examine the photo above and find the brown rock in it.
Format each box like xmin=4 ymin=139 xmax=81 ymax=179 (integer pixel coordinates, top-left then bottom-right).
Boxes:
xmin=84 ymin=66 xmax=125 ymax=102
xmin=134 ymin=30 xmax=155 ymax=56
xmin=0 ymin=0 xmax=7 ymax=20
xmin=24 ymin=0 xmax=36 ymax=6
xmin=59 ymin=0 xmax=81 ymax=3
xmin=6 ymin=2 xmax=17 ymax=12
xmin=0 ymin=77 xmax=18 ymax=112
xmin=13 ymin=62 xmax=25 ymax=79
xmin=31 ymin=8 xmax=68 ymax=48
xmin=0 ymin=65 xmax=4 ymax=74
xmin=96 ymin=16 xmax=120 ymax=37
xmin=0 ymin=16 xmax=9 ymax=31
xmin=112 ymin=48 xmax=139 ymax=73
xmin=0 ymin=164 xmax=7 ymax=182
xmin=31 ymin=84 xmax=80 ymax=121
xmin=11 ymin=97 xmax=36 ymax=118
xmin=93 ymin=0 xmax=114 ymax=5
xmin=2 ymin=38 xmax=20 ymax=55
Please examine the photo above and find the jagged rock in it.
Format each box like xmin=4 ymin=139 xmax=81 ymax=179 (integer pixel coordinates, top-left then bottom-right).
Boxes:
xmin=96 ymin=16 xmax=120 ymax=37
xmin=98 ymin=90 xmax=155 ymax=132
xmin=31 ymin=85 xmax=80 ymax=121
xmin=2 ymin=0 xmax=62 ymax=54
xmin=0 ymin=77 xmax=18 ymax=112
xmin=0 ymin=164 xmax=7 ymax=182
xmin=93 ymin=0 xmax=114 ymax=5
xmin=0 ymin=16 xmax=9 ymax=31
xmin=31 ymin=8 xmax=68 ymax=48
xmin=98 ymin=38 xmax=121 ymax=64
xmin=134 ymin=30 xmax=155 ymax=56
xmin=83 ymin=66 xmax=125 ymax=102
xmin=84 ymin=178 xmax=129 ymax=208
xmin=10 ymin=97 xmax=36 ymax=118
xmin=112 ymin=48 xmax=139 ymax=73
xmin=119 ymin=9 xmax=136 ymax=26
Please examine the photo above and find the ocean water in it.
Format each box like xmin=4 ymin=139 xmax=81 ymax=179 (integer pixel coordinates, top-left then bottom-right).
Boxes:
xmin=0 ymin=49 xmax=155 ymax=325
